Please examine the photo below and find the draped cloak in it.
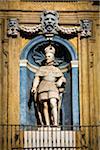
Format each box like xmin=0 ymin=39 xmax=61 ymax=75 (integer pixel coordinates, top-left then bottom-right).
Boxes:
xmin=35 ymin=65 xmax=64 ymax=101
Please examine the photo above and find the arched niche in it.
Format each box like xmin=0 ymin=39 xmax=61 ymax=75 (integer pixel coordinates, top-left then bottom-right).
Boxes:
xmin=20 ymin=35 xmax=79 ymax=126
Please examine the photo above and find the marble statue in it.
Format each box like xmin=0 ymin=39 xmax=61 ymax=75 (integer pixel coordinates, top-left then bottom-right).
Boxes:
xmin=31 ymin=45 xmax=66 ymax=126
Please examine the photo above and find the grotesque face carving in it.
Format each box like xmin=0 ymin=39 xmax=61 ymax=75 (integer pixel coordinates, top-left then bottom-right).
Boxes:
xmin=41 ymin=10 xmax=59 ymax=33
xmin=80 ymin=19 xmax=92 ymax=37
xmin=9 ymin=19 xmax=17 ymax=28
xmin=44 ymin=14 xmax=56 ymax=32
xmin=7 ymin=18 xmax=19 ymax=36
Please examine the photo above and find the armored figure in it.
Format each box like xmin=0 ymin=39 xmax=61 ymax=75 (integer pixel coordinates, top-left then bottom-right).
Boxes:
xmin=31 ymin=45 xmax=66 ymax=126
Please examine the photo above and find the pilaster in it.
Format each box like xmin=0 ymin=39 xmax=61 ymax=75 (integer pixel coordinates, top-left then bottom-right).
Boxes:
xmin=0 ymin=19 xmax=2 ymax=123
xmin=94 ymin=20 xmax=100 ymax=125
xmin=8 ymin=36 xmax=20 ymax=124
xmin=0 ymin=19 xmax=2 ymax=124
xmin=0 ymin=19 xmax=9 ymax=125
xmin=88 ymin=38 xmax=96 ymax=125
xmin=80 ymin=38 xmax=90 ymax=125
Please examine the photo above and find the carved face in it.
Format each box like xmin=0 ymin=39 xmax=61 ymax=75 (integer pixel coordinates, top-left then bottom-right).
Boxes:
xmin=45 ymin=53 xmax=54 ymax=64
xmin=44 ymin=14 xmax=57 ymax=32
xmin=8 ymin=19 xmax=18 ymax=30
xmin=9 ymin=20 xmax=17 ymax=27
xmin=7 ymin=18 xmax=18 ymax=36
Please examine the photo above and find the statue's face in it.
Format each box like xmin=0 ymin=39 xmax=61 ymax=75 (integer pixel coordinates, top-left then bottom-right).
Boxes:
xmin=44 ymin=14 xmax=56 ymax=32
xmin=45 ymin=53 xmax=54 ymax=64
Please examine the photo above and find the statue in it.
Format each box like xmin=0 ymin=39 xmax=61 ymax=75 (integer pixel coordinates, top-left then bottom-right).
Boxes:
xmin=31 ymin=45 xmax=66 ymax=126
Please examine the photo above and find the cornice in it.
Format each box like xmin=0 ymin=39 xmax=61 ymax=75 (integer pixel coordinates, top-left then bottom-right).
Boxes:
xmin=0 ymin=2 xmax=99 ymax=12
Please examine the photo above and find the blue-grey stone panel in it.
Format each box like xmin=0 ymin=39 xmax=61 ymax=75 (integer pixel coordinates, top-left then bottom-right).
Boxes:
xmin=71 ymin=67 xmax=79 ymax=126
xmin=20 ymin=67 xmax=36 ymax=125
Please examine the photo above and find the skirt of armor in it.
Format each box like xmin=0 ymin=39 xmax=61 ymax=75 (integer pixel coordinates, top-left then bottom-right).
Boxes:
xmin=38 ymin=91 xmax=60 ymax=101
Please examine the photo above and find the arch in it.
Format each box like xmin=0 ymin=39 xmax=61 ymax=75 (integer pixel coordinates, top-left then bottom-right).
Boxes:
xmin=20 ymin=35 xmax=77 ymax=61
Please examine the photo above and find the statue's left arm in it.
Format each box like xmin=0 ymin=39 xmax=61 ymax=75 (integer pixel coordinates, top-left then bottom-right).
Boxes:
xmin=55 ymin=68 xmax=66 ymax=91
xmin=56 ymin=76 xmax=66 ymax=88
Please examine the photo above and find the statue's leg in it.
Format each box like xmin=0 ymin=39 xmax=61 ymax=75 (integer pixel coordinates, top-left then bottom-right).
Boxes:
xmin=43 ymin=101 xmax=50 ymax=126
xmin=50 ymin=98 xmax=58 ymax=126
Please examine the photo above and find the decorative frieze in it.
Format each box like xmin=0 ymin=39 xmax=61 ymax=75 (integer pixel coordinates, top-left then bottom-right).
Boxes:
xmin=7 ymin=11 xmax=92 ymax=39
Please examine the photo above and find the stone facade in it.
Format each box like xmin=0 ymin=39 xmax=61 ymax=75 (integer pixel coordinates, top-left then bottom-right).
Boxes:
xmin=0 ymin=1 xmax=99 ymax=127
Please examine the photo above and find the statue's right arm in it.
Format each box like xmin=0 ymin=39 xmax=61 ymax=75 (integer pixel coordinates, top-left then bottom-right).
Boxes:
xmin=31 ymin=76 xmax=40 ymax=94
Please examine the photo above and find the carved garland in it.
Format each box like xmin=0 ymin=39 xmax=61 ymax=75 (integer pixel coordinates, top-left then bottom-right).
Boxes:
xmin=7 ymin=11 xmax=92 ymax=39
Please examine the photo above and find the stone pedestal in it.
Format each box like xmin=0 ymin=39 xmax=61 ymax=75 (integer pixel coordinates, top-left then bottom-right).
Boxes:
xmin=24 ymin=127 xmax=76 ymax=150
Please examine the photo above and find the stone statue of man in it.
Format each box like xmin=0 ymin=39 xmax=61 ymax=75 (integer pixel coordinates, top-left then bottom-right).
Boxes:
xmin=31 ymin=45 xmax=66 ymax=126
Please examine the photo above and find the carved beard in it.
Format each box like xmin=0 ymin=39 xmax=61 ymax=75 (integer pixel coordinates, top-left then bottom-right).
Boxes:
xmin=45 ymin=60 xmax=54 ymax=66
xmin=46 ymin=25 xmax=54 ymax=32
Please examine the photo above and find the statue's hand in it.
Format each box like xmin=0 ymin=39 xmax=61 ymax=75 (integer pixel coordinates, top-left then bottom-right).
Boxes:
xmin=56 ymin=81 xmax=62 ymax=87
xmin=56 ymin=77 xmax=66 ymax=88
xmin=31 ymin=87 xmax=36 ymax=94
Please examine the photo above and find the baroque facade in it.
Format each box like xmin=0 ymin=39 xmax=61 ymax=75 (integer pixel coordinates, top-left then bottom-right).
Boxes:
xmin=0 ymin=0 xmax=100 ymax=150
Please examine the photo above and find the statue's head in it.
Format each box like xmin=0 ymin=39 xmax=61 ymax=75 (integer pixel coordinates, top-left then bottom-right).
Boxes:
xmin=44 ymin=45 xmax=55 ymax=54
xmin=40 ymin=10 xmax=59 ymax=33
xmin=44 ymin=45 xmax=55 ymax=64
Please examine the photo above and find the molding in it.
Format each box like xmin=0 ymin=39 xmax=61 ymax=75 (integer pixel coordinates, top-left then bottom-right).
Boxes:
xmin=20 ymin=59 xmax=38 ymax=73
xmin=70 ymin=60 xmax=78 ymax=67
xmin=20 ymin=59 xmax=69 ymax=73
xmin=0 ymin=2 xmax=99 ymax=12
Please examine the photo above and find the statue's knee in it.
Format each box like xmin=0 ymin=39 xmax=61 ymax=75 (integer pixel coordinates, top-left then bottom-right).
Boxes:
xmin=50 ymin=99 xmax=57 ymax=108
xmin=43 ymin=102 xmax=48 ymax=109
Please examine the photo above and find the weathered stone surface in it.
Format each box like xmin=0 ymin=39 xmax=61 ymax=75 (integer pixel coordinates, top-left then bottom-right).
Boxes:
xmin=0 ymin=0 xmax=99 ymax=127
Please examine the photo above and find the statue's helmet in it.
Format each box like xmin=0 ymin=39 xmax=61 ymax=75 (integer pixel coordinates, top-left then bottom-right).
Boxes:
xmin=44 ymin=45 xmax=55 ymax=54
